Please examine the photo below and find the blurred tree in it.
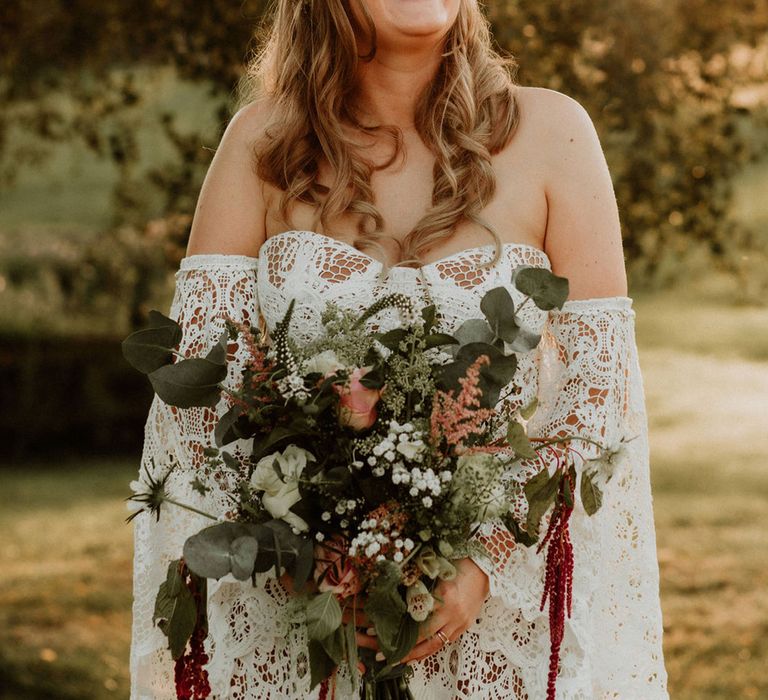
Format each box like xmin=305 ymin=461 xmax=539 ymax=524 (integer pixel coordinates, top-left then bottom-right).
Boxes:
xmin=489 ymin=0 xmax=768 ymax=284
xmin=1 ymin=0 xmax=767 ymax=299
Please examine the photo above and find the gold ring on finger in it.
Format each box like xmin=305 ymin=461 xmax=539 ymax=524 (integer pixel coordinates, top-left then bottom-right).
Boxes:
xmin=436 ymin=629 xmax=449 ymax=645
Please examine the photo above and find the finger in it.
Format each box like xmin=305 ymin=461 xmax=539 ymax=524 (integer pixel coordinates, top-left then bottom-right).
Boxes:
xmin=357 ymin=661 xmax=366 ymax=675
xmin=355 ymin=630 xmax=380 ymax=651
xmin=400 ymin=626 xmax=458 ymax=665
xmin=412 ymin=609 xmax=450 ymax=646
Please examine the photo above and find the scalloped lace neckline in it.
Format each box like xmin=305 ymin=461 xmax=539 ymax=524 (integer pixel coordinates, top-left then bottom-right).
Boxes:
xmin=261 ymin=229 xmax=552 ymax=272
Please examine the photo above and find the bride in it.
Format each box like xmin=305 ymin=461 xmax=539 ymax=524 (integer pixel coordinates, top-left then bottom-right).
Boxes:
xmin=130 ymin=0 xmax=669 ymax=697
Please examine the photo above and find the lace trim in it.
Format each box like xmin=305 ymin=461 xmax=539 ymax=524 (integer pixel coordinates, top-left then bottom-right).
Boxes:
xmin=179 ymin=253 xmax=259 ymax=272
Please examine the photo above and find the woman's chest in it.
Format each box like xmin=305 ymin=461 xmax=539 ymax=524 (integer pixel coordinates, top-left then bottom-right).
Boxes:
xmin=254 ymin=231 xmax=550 ymax=345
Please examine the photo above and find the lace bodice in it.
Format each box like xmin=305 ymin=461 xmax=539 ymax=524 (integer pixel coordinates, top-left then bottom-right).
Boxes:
xmin=130 ymin=230 xmax=669 ymax=699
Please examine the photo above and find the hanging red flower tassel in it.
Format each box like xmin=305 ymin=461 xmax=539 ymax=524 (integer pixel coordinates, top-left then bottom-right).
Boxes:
xmin=174 ymin=568 xmax=211 ymax=700
xmin=319 ymin=666 xmax=338 ymax=699
xmin=537 ymin=465 xmax=575 ymax=700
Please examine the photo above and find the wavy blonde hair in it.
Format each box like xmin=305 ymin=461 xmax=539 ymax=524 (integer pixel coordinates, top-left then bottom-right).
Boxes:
xmin=234 ymin=0 xmax=521 ymax=273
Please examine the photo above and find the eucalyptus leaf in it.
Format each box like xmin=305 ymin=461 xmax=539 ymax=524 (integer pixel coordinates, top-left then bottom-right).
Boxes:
xmin=451 ymin=318 xmax=496 ymax=350
xmin=205 ymin=330 xmax=229 ymax=365
xmin=121 ymin=312 xmax=182 ymax=374
xmin=505 ymin=326 xmax=542 ymax=354
xmin=214 ymin=404 xmax=248 ymax=447
xmin=252 ymin=426 xmax=306 ymax=462
xmin=375 ymin=328 xmax=409 ymax=352
xmin=229 ymin=536 xmax=260 ymax=580
xmin=423 ymin=333 xmax=459 ymax=350
xmin=500 ymin=512 xmax=539 ymax=547
xmin=437 ymin=341 xmax=517 ymax=408
xmin=182 ymin=522 xmax=261 ymax=580
xmin=363 ymin=561 xmax=407 ymax=655
xmin=148 ymin=358 xmax=227 ymax=408
xmin=291 ymin=537 xmax=315 ymax=592
xmin=563 ymin=469 xmax=574 ymax=509
xmin=421 ymin=304 xmax=437 ymax=331
xmin=514 ymin=267 xmax=569 ymax=310
xmin=479 ymin=287 xmax=520 ymax=343
xmin=359 ymin=365 xmax=386 ymax=389
xmin=386 ymin=613 xmax=420 ymax=663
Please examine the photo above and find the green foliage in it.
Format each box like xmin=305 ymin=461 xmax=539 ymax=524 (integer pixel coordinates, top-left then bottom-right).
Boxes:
xmin=513 ymin=268 xmax=570 ymax=311
xmin=1 ymin=0 xmax=767 ymax=339
xmin=121 ymin=311 xmax=182 ymax=373
xmin=489 ymin=0 xmax=768 ymax=286
xmin=152 ymin=560 xmax=198 ymax=660
xmin=305 ymin=590 xmax=343 ymax=641
xmin=524 ymin=467 xmax=562 ymax=540
xmin=363 ymin=560 xmax=416 ymax=664
xmin=580 ymin=468 xmax=603 ymax=516
xmin=506 ymin=420 xmax=537 ymax=459
xmin=181 ymin=519 xmax=313 ymax=589
xmin=1 ymin=0 xmax=766 ymax=294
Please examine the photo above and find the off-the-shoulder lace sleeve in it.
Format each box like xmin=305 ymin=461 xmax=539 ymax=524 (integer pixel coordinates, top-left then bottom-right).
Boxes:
xmin=468 ymin=297 xmax=669 ymax=698
xmin=130 ymin=255 xmax=324 ymax=699
xmin=130 ymin=255 xmax=259 ymax=697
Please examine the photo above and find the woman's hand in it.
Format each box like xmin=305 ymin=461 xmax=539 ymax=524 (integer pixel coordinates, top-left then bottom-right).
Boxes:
xmin=396 ymin=557 xmax=490 ymax=665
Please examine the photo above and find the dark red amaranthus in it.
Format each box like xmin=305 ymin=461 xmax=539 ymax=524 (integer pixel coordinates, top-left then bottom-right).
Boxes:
xmin=537 ymin=465 xmax=576 ymax=700
xmin=174 ymin=567 xmax=212 ymax=700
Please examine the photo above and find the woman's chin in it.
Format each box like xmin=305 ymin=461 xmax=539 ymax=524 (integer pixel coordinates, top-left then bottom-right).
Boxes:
xmin=379 ymin=0 xmax=456 ymax=37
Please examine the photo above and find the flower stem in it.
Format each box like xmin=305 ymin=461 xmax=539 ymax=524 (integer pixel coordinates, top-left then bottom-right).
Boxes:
xmin=162 ymin=497 xmax=219 ymax=521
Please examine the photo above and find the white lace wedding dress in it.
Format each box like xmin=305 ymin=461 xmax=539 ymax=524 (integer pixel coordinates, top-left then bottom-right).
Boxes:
xmin=130 ymin=230 xmax=669 ymax=699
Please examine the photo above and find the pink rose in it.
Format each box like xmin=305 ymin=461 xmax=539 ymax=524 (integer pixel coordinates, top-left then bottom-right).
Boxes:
xmin=333 ymin=366 xmax=382 ymax=431
xmin=313 ymin=536 xmax=362 ymax=599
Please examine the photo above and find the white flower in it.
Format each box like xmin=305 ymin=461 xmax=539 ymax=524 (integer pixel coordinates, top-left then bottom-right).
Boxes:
xmin=304 ymin=349 xmax=344 ymax=376
xmin=396 ymin=440 xmax=425 ymax=461
xmin=250 ymin=444 xmax=315 ymax=532
xmin=406 ymin=579 xmax=434 ymax=621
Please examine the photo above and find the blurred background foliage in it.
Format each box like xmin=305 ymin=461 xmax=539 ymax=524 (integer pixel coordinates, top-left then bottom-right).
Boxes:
xmin=0 ymin=3 xmax=767 ymax=697
xmin=1 ymin=0 xmax=767 ymax=344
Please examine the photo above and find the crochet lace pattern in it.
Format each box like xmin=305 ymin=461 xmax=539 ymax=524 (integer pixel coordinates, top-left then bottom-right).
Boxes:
xmin=130 ymin=230 xmax=669 ymax=699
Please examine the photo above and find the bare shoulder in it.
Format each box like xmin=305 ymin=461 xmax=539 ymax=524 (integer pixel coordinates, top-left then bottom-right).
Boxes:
xmin=185 ymin=97 xmax=276 ymax=258
xmin=516 ymin=86 xmax=628 ymax=299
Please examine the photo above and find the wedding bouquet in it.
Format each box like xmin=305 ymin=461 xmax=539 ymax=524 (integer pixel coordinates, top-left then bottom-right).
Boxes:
xmin=123 ymin=265 xmax=619 ymax=700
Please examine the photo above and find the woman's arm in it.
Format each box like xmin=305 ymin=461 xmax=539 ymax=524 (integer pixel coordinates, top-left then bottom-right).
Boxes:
xmin=186 ymin=99 xmax=271 ymax=258
xmin=538 ymin=87 xmax=627 ymax=300
xmin=413 ymin=90 xmax=633 ymax=663
xmin=130 ymin=102 xmax=274 ymax=695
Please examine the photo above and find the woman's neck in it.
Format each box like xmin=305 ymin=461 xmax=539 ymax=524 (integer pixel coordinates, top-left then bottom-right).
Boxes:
xmin=351 ymin=41 xmax=445 ymax=129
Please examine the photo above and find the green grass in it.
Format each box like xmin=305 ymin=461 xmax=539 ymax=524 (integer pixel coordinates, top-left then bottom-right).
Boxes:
xmin=1 ymin=297 xmax=767 ymax=699
xmin=0 ymin=459 xmax=135 ymax=699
